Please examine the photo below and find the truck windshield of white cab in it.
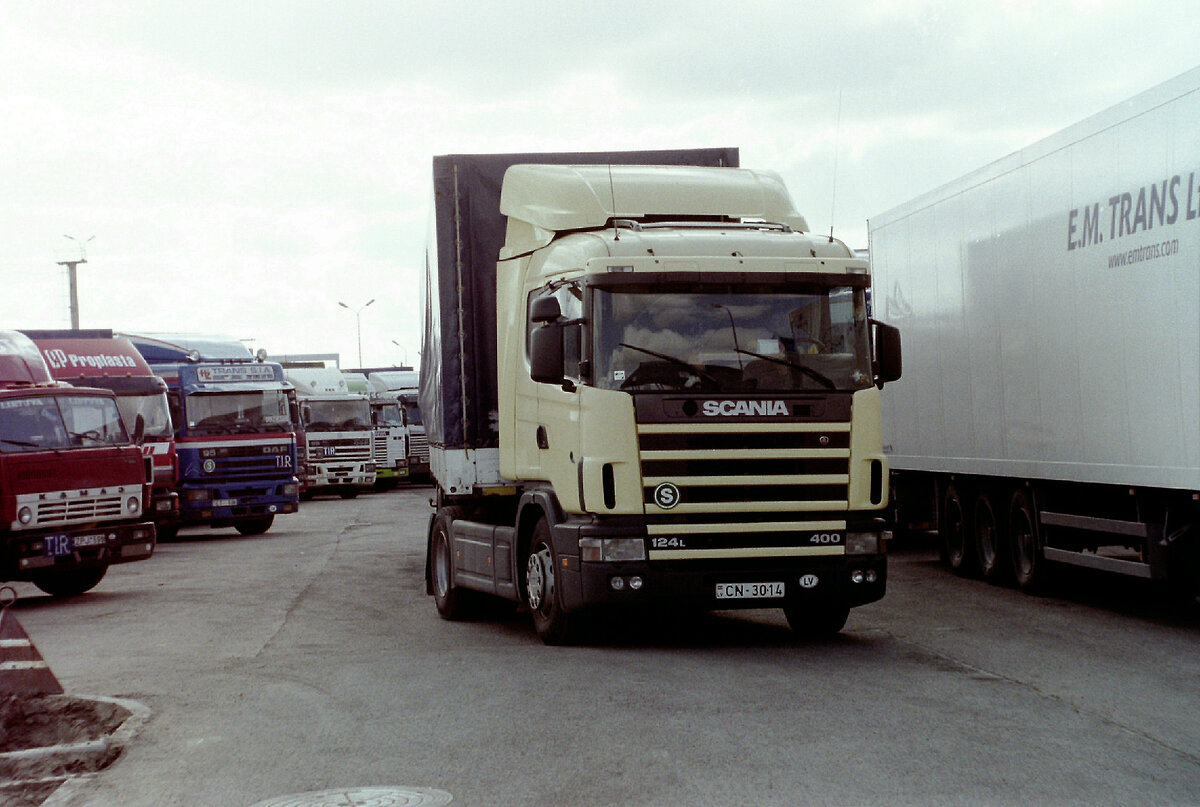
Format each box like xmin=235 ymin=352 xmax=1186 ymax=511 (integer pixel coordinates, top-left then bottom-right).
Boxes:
xmin=593 ymin=286 xmax=873 ymax=393
xmin=300 ymin=399 xmax=372 ymax=432
xmin=187 ymin=391 xmax=292 ymax=434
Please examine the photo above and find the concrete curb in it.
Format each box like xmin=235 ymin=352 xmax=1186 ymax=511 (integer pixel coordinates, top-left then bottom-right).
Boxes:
xmin=0 ymin=694 xmax=150 ymax=805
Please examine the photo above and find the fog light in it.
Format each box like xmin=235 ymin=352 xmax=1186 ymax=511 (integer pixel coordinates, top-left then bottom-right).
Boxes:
xmin=17 ymin=506 xmax=33 ymax=525
xmin=628 ymin=576 xmax=644 ymax=590
xmin=865 ymin=570 xmax=878 ymax=583
xmin=610 ymin=576 xmax=626 ymax=591
xmin=850 ymin=570 xmax=866 ymax=584
xmin=269 ymin=505 xmax=278 ymax=513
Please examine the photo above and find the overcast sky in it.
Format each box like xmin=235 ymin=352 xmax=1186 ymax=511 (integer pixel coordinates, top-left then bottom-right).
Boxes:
xmin=3 ymin=1 xmax=1197 ymax=368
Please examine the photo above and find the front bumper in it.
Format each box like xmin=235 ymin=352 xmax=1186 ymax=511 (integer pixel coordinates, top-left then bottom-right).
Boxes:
xmin=551 ymin=519 xmax=887 ymax=613
xmin=5 ymin=520 xmax=157 ymax=578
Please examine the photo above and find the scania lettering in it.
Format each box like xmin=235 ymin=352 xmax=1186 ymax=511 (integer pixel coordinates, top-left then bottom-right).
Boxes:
xmin=0 ymin=330 xmax=155 ymax=596
xmin=23 ymin=329 xmax=180 ymax=531
xmin=702 ymin=400 xmax=790 ymax=417
xmin=421 ymin=150 xmax=901 ymax=644
xmin=121 ymin=333 xmax=299 ymax=537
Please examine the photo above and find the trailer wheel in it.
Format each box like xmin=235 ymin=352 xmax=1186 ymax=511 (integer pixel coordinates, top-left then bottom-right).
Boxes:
xmin=234 ymin=515 xmax=274 ymax=536
xmin=783 ymin=602 xmax=850 ymax=638
xmin=940 ymin=483 xmax=974 ymax=574
xmin=525 ymin=518 xmax=577 ymax=645
xmin=31 ymin=566 xmax=108 ymax=598
xmin=1008 ymin=490 xmax=1045 ymax=590
xmin=973 ymin=491 xmax=1006 ymax=583
xmin=430 ymin=507 xmax=471 ymax=620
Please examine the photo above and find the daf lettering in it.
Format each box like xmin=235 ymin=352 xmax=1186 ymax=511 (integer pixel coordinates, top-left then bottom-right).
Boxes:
xmin=701 ymin=400 xmax=789 ymax=417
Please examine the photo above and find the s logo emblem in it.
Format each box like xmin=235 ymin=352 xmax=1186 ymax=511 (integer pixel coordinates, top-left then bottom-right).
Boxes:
xmin=653 ymin=482 xmax=681 ymax=510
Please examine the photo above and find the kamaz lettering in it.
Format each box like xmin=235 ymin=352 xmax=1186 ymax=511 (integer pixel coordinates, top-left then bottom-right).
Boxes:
xmin=701 ymin=400 xmax=790 ymax=417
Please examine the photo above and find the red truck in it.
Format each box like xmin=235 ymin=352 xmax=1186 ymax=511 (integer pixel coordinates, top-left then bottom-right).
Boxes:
xmin=23 ymin=330 xmax=180 ymax=532
xmin=0 ymin=330 xmax=156 ymax=597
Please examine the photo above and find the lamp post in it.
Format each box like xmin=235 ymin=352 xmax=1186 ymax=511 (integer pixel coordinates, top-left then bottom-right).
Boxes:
xmin=338 ymin=298 xmax=375 ymax=367
xmin=58 ymin=234 xmax=94 ymax=329
xmin=391 ymin=340 xmax=408 ymax=368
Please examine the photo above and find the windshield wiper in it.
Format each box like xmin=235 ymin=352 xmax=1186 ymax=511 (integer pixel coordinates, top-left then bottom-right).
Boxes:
xmin=0 ymin=437 xmax=39 ymax=448
xmin=618 ymin=342 xmax=721 ymax=388
xmin=735 ymin=348 xmax=836 ymax=390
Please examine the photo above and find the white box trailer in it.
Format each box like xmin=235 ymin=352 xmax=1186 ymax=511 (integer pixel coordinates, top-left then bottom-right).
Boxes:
xmin=871 ymin=66 xmax=1200 ymax=594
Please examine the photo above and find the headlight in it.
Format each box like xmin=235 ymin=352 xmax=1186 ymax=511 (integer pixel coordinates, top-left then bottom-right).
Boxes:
xmin=126 ymin=496 xmax=140 ymax=514
xmin=846 ymin=531 xmax=880 ymax=555
xmin=17 ymin=506 xmax=33 ymax=525
xmin=580 ymin=537 xmax=646 ymax=562
xmin=282 ymin=482 xmax=299 ymax=497
xmin=185 ymin=489 xmax=211 ymax=503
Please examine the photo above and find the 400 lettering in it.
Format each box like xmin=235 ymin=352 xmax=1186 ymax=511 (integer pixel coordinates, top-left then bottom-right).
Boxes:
xmin=808 ymin=532 xmax=843 ymax=545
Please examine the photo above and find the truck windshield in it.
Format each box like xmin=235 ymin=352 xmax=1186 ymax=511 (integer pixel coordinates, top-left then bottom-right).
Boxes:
xmin=185 ymin=390 xmax=292 ymax=435
xmin=115 ymin=392 xmax=174 ymax=440
xmin=0 ymin=394 xmax=129 ymax=452
xmin=592 ymin=285 xmax=873 ymax=393
xmin=402 ymin=401 xmax=422 ymax=426
xmin=301 ymin=399 xmax=372 ymax=432
xmin=373 ymin=403 xmax=403 ymax=428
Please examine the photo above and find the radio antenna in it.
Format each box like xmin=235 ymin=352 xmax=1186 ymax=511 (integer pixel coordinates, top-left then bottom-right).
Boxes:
xmin=608 ymin=164 xmax=620 ymax=241
xmin=829 ymin=88 xmax=843 ymax=243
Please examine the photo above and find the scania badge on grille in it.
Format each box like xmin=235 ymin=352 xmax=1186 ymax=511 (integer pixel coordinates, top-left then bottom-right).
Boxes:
xmin=653 ymin=482 xmax=681 ymax=509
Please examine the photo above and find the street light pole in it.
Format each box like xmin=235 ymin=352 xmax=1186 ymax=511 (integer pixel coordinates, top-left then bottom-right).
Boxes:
xmin=338 ymin=298 xmax=375 ymax=367
xmin=391 ymin=340 xmax=408 ymax=368
xmin=58 ymin=234 xmax=94 ymax=329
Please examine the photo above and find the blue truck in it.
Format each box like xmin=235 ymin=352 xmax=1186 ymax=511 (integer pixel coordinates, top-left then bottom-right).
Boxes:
xmin=121 ymin=334 xmax=300 ymax=538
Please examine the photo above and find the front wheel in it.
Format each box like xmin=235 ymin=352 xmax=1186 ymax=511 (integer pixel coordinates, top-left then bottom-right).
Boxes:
xmin=234 ymin=515 xmax=274 ymax=536
xmin=783 ymin=602 xmax=850 ymax=639
xmin=31 ymin=566 xmax=108 ymax=598
xmin=430 ymin=507 xmax=472 ymax=620
xmin=525 ymin=518 xmax=578 ymax=645
xmin=339 ymin=487 xmax=360 ymax=500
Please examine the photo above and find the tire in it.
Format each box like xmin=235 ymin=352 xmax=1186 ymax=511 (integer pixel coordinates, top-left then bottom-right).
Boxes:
xmin=430 ymin=507 xmax=472 ymax=620
xmin=1008 ymin=489 xmax=1045 ymax=591
xmin=974 ymin=491 xmax=1006 ymax=583
xmin=783 ymin=602 xmax=850 ymax=638
xmin=31 ymin=566 xmax=108 ymax=598
xmin=940 ymin=482 xmax=974 ymax=575
xmin=234 ymin=514 xmax=274 ymax=536
xmin=339 ymin=487 xmax=359 ymax=500
xmin=524 ymin=518 xmax=578 ymax=645
xmin=156 ymin=524 xmax=180 ymax=541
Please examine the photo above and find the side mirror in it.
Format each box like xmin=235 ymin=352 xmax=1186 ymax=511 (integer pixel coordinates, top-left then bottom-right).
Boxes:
xmin=530 ymin=323 xmax=565 ymax=385
xmin=530 ymin=296 xmax=562 ymax=323
xmin=133 ymin=413 xmax=146 ymax=446
xmin=872 ymin=320 xmax=902 ymax=386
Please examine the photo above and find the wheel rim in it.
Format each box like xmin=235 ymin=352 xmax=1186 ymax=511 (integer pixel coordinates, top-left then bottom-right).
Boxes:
xmin=1012 ymin=507 xmax=1035 ymax=579
xmin=434 ymin=531 xmax=451 ymax=598
xmin=526 ymin=544 xmax=553 ymax=612
xmin=977 ymin=502 xmax=997 ymax=569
